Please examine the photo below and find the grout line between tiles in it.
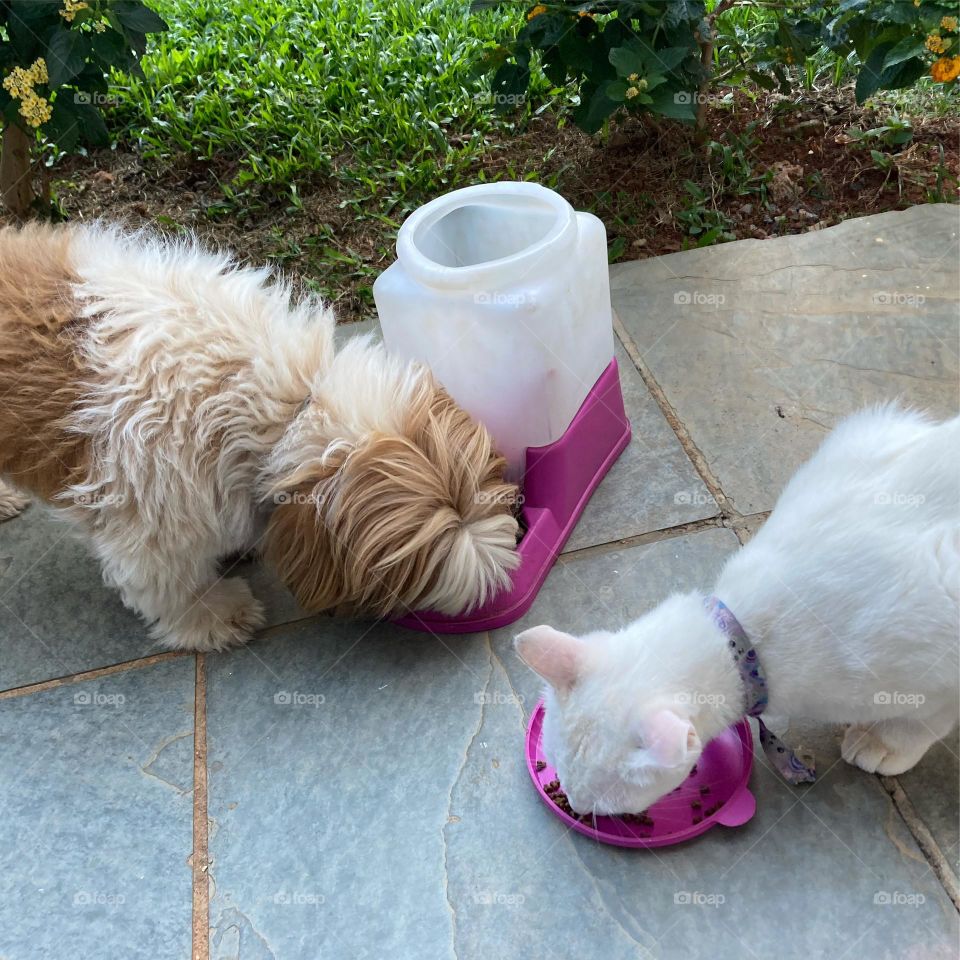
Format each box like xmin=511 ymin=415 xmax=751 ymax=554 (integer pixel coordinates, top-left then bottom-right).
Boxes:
xmin=880 ymin=775 xmax=960 ymax=912
xmin=0 ymin=650 xmax=187 ymax=700
xmin=613 ymin=312 xmax=740 ymax=523
xmin=558 ymin=511 xmax=771 ymax=564
xmin=192 ymin=654 xmax=211 ymax=960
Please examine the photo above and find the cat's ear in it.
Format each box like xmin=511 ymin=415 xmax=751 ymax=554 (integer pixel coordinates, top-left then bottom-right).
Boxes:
xmin=514 ymin=625 xmax=588 ymax=692
xmin=640 ymin=709 xmax=702 ymax=768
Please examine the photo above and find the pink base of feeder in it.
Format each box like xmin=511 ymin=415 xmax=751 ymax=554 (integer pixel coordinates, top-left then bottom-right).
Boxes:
xmin=527 ymin=701 xmax=757 ymax=848
xmin=394 ymin=357 xmax=631 ymax=634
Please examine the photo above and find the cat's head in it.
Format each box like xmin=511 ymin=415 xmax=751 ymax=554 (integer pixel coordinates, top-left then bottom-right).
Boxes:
xmin=515 ymin=594 xmax=734 ymax=815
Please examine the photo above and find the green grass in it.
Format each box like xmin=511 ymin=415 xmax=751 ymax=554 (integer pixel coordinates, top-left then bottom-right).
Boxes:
xmin=112 ymin=0 xmax=522 ymax=208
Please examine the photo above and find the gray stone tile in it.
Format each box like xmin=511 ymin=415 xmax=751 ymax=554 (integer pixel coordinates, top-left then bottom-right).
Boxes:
xmin=205 ymin=616 xmax=493 ymax=959
xmin=0 ymin=658 xmax=195 ymax=960
xmin=563 ymin=341 xmax=718 ymax=553
xmin=898 ymin=729 xmax=960 ymax=875
xmin=611 ymin=205 xmax=960 ymax=513
xmin=0 ymin=508 xmax=305 ymax=690
xmin=206 ymin=530 xmax=958 ymax=958
xmin=0 ymin=507 xmax=146 ymax=689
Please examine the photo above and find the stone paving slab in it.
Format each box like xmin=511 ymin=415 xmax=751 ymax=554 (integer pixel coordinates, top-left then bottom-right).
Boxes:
xmin=898 ymin=729 xmax=960 ymax=876
xmin=0 ymin=508 xmax=302 ymax=691
xmin=563 ymin=341 xmax=717 ymax=552
xmin=0 ymin=658 xmax=195 ymax=960
xmin=611 ymin=204 xmax=960 ymax=514
xmin=204 ymin=530 xmax=958 ymax=959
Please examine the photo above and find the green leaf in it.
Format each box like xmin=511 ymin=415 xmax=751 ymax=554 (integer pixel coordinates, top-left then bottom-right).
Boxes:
xmin=749 ymin=70 xmax=777 ymax=91
xmin=571 ymin=83 xmax=617 ymax=135
xmin=607 ymin=236 xmax=627 ymax=262
xmin=649 ymin=46 xmax=691 ymax=73
xmin=113 ymin=1 xmax=168 ymax=34
xmin=882 ymin=35 xmax=925 ymax=69
xmin=72 ymin=98 xmax=110 ymax=146
xmin=47 ymin=29 xmax=87 ymax=88
xmin=609 ymin=44 xmax=645 ymax=78
xmin=646 ymin=87 xmax=697 ymax=121
xmin=606 ymin=79 xmax=630 ymax=102
xmin=44 ymin=97 xmax=81 ymax=152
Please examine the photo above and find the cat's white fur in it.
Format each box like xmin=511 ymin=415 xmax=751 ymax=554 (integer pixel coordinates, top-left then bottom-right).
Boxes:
xmin=517 ymin=406 xmax=959 ymax=815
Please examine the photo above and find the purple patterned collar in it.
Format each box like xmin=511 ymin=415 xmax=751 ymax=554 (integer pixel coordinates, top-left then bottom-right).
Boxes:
xmin=705 ymin=596 xmax=816 ymax=785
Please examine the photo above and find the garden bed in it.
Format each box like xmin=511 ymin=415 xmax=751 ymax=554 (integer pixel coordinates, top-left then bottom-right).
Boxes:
xmin=51 ymin=82 xmax=957 ymax=323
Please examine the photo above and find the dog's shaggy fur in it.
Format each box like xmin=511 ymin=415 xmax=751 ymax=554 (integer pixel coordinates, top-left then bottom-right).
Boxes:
xmin=0 ymin=223 xmax=520 ymax=651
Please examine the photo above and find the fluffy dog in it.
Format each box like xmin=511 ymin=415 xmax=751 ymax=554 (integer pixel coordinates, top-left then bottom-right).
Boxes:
xmin=0 ymin=223 xmax=519 ymax=651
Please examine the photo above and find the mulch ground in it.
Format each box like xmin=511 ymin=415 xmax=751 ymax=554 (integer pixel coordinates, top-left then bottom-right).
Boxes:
xmin=21 ymin=84 xmax=960 ymax=322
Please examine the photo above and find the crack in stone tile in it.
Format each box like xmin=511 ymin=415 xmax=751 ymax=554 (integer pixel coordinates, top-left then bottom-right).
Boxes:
xmin=210 ymin=906 xmax=277 ymax=960
xmin=440 ymin=634 xmax=494 ymax=960
xmin=488 ymin=642 xmax=527 ymax=733
xmin=567 ymin=838 xmax=657 ymax=956
xmin=140 ymin=729 xmax=192 ymax=794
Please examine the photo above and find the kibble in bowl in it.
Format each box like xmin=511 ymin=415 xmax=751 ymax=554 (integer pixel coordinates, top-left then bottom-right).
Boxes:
xmin=526 ymin=701 xmax=756 ymax=847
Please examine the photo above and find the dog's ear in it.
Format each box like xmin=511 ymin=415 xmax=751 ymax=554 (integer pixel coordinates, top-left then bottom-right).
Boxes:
xmin=264 ymin=453 xmax=351 ymax=613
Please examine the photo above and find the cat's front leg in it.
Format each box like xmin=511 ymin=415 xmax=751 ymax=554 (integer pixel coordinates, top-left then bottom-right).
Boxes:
xmin=841 ymin=706 xmax=957 ymax=776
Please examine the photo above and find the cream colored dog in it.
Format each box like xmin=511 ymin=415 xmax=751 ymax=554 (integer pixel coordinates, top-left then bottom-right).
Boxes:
xmin=0 ymin=223 xmax=519 ymax=651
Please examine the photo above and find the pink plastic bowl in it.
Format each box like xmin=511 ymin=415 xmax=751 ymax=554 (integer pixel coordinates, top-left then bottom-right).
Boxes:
xmin=526 ymin=701 xmax=756 ymax=848
xmin=396 ymin=358 xmax=631 ymax=634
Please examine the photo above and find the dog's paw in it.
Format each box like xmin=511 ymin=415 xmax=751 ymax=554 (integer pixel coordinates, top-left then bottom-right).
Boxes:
xmin=0 ymin=483 xmax=29 ymax=521
xmin=160 ymin=578 xmax=267 ymax=653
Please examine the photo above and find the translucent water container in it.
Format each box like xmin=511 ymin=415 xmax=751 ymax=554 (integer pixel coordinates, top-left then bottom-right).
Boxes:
xmin=373 ymin=182 xmax=615 ymax=479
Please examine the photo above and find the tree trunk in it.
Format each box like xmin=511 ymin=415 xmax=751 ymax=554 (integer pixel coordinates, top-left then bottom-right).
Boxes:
xmin=1 ymin=122 xmax=36 ymax=219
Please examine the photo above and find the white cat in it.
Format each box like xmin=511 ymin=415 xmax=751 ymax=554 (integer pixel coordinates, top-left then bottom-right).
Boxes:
xmin=516 ymin=406 xmax=959 ymax=816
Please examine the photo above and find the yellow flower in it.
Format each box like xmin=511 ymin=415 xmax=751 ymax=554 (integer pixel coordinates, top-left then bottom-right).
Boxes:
xmin=3 ymin=66 xmax=32 ymax=100
xmin=625 ymin=86 xmax=639 ymax=99
xmin=60 ymin=0 xmax=89 ymax=22
xmin=527 ymin=4 xmax=547 ymax=20
xmin=914 ymin=0 xmax=920 ymax=6
xmin=926 ymin=33 xmax=948 ymax=54
xmin=93 ymin=20 xmax=107 ymax=33
xmin=942 ymin=16 xmax=958 ymax=33
xmin=19 ymin=90 xmax=52 ymax=128
xmin=931 ymin=55 xmax=960 ymax=82
xmin=27 ymin=58 xmax=48 ymax=86
xmin=627 ymin=73 xmax=639 ymax=82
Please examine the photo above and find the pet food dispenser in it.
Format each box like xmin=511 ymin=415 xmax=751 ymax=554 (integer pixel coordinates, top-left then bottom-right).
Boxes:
xmin=374 ymin=181 xmax=631 ymax=632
